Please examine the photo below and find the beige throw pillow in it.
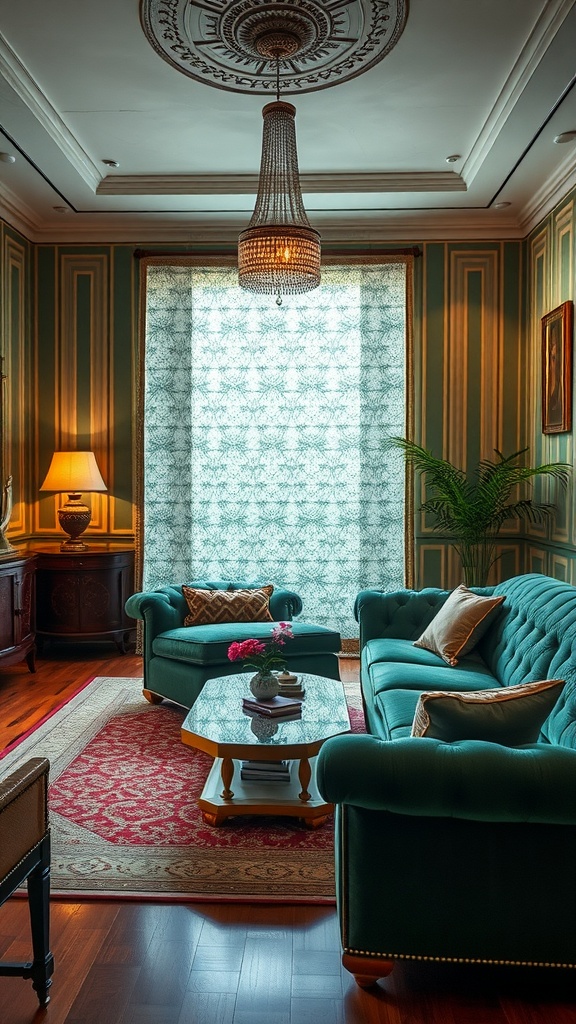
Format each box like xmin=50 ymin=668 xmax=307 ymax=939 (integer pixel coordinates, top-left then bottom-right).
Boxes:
xmin=413 ymin=584 xmax=504 ymax=666
xmin=411 ymin=678 xmax=566 ymax=745
xmin=182 ymin=585 xmax=274 ymax=626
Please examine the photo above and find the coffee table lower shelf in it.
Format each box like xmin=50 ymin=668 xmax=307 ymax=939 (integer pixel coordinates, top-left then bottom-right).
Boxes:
xmin=198 ymin=756 xmax=333 ymax=828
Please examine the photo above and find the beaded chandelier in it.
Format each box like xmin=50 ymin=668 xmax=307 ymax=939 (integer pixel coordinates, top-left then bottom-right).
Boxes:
xmin=238 ymin=31 xmax=321 ymax=304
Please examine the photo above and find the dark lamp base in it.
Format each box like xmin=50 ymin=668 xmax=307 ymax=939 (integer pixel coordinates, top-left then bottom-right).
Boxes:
xmin=59 ymin=537 xmax=89 ymax=552
xmin=57 ymin=495 xmax=92 ymax=552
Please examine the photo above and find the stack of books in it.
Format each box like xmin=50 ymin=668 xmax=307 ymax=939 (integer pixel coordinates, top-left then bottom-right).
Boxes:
xmin=240 ymin=759 xmax=291 ymax=783
xmin=242 ymin=694 xmax=303 ymax=717
xmin=276 ymin=671 xmax=305 ymax=698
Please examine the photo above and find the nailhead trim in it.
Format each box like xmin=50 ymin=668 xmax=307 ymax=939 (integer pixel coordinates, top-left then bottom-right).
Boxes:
xmin=344 ymin=947 xmax=576 ymax=969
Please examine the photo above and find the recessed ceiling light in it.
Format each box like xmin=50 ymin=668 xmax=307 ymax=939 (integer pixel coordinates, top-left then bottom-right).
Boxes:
xmin=494 ymin=201 xmax=511 ymax=209
xmin=102 ymin=159 xmax=119 ymax=167
xmin=0 ymin=152 xmax=16 ymax=164
xmin=445 ymin=154 xmax=461 ymax=163
xmin=53 ymin=206 xmax=71 ymax=213
xmin=553 ymin=131 xmax=576 ymax=144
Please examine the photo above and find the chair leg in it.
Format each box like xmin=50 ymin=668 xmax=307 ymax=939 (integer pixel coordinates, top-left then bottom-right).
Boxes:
xmin=25 ymin=839 xmax=54 ymax=1007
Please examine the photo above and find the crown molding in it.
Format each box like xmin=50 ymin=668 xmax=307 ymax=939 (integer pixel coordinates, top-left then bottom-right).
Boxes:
xmin=0 ymin=180 xmax=40 ymax=239
xmin=96 ymin=170 xmax=467 ymax=196
xmin=0 ymin=30 xmax=102 ymax=193
xmin=518 ymin=148 xmax=576 ymax=233
xmin=462 ymin=0 xmax=575 ymax=186
xmin=19 ymin=207 xmax=524 ymax=245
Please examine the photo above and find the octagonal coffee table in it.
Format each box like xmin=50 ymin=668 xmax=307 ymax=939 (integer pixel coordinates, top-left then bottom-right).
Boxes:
xmin=181 ymin=672 xmax=351 ymax=827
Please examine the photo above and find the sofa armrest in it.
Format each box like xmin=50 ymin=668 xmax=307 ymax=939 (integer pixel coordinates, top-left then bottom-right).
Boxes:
xmin=125 ymin=590 xmax=183 ymax=635
xmin=125 ymin=591 xmax=183 ymax=677
xmin=269 ymin=587 xmax=303 ymax=620
xmin=316 ymin=734 xmax=576 ymax=825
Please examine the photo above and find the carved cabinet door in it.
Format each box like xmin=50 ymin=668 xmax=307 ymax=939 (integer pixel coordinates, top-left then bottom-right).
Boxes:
xmin=0 ymin=554 xmax=36 ymax=670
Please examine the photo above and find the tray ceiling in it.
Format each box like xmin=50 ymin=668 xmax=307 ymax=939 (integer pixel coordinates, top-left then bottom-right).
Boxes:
xmin=0 ymin=0 xmax=575 ymax=243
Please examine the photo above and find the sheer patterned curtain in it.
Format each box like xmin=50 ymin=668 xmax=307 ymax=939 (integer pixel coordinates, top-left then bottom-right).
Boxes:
xmin=141 ymin=260 xmax=410 ymax=637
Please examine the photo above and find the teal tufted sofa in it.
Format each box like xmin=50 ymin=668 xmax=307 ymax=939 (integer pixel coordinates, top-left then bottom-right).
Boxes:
xmin=125 ymin=579 xmax=341 ymax=709
xmin=317 ymin=573 xmax=576 ymax=985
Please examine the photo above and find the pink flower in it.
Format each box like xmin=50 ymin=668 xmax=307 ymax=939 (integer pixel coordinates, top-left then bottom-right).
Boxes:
xmin=271 ymin=622 xmax=294 ymax=641
xmin=227 ymin=623 xmax=294 ymax=672
xmin=227 ymin=638 xmax=266 ymax=662
xmin=227 ymin=642 xmax=243 ymax=662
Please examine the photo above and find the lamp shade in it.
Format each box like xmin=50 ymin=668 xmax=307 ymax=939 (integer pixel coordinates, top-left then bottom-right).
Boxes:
xmin=40 ymin=451 xmax=107 ymax=494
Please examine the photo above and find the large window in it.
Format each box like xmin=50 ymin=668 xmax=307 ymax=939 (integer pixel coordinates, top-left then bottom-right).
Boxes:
xmin=140 ymin=260 xmax=412 ymax=637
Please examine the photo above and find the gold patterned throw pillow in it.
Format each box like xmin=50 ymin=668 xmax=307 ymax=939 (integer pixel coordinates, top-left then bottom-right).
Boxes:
xmin=413 ymin=584 xmax=505 ymax=666
xmin=182 ymin=585 xmax=274 ymax=626
xmin=411 ymin=678 xmax=566 ymax=745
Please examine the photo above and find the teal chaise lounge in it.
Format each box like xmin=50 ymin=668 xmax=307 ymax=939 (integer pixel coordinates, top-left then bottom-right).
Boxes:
xmin=317 ymin=573 xmax=576 ymax=985
xmin=126 ymin=579 xmax=341 ymax=709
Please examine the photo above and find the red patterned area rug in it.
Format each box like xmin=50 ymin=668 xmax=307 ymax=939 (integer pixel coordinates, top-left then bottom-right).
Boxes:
xmin=3 ymin=676 xmax=364 ymax=903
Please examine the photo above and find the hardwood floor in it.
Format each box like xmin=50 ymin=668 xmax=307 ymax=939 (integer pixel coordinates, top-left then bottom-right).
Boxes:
xmin=1 ymin=646 xmax=576 ymax=1023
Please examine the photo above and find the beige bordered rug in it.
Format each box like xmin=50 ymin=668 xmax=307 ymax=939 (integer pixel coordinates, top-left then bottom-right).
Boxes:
xmin=3 ymin=676 xmax=363 ymax=903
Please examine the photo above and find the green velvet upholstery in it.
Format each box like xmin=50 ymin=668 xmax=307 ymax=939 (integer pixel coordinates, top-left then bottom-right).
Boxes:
xmin=125 ymin=579 xmax=341 ymax=708
xmin=317 ymin=573 xmax=576 ymax=980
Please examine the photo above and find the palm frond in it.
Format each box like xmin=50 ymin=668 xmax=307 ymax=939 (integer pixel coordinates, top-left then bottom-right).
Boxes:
xmin=388 ymin=436 xmax=571 ymax=585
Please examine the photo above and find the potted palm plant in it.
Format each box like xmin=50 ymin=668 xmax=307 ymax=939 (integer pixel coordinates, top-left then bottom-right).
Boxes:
xmin=388 ymin=438 xmax=570 ymax=586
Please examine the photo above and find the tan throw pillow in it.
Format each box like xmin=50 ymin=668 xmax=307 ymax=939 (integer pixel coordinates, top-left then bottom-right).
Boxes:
xmin=411 ymin=679 xmax=566 ymax=745
xmin=182 ymin=585 xmax=274 ymax=626
xmin=413 ymin=584 xmax=504 ymax=666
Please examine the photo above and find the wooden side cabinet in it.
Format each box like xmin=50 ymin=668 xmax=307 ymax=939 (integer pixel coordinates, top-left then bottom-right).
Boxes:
xmin=0 ymin=553 xmax=37 ymax=672
xmin=32 ymin=545 xmax=135 ymax=653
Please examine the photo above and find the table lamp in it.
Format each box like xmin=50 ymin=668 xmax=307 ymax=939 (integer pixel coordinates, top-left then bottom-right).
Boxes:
xmin=39 ymin=451 xmax=107 ymax=551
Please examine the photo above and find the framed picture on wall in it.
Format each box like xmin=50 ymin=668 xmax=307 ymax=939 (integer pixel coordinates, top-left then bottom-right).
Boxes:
xmin=541 ymin=300 xmax=573 ymax=434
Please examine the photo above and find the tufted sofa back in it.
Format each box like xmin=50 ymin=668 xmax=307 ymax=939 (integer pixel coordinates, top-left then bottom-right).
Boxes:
xmin=354 ymin=587 xmax=454 ymax=644
xmin=477 ymin=573 xmax=576 ymax=746
xmin=479 ymin=574 xmax=576 ymax=685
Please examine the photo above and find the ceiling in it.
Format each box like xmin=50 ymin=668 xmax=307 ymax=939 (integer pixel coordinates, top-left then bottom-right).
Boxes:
xmin=1 ymin=0 xmax=576 ymax=245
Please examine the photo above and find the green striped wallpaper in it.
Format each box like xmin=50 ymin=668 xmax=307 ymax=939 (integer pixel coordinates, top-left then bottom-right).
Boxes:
xmin=524 ymin=189 xmax=576 ymax=582
xmin=1 ymin=209 xmax=573 ymax=592
xmin=417 ymin=241 xmax=524 ymax=587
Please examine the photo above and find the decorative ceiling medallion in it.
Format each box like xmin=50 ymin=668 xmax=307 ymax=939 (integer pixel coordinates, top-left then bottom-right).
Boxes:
xmin=140 ymin=0 xmax=409 ymax=95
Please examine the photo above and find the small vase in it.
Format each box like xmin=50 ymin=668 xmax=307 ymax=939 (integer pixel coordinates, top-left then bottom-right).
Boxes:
xmin=249 ymin=671 xmax=280 ymax=700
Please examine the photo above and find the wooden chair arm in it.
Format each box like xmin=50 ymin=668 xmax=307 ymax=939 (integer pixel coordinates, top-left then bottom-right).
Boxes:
xmin=0 ymin=758 xmax=49 ymax=883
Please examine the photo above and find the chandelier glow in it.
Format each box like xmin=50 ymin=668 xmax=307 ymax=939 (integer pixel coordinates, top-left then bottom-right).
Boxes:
xmin=238 ymin=31 xmax=321 ymax=304
xmin=238 ymin=100 xmax=321 ymax=304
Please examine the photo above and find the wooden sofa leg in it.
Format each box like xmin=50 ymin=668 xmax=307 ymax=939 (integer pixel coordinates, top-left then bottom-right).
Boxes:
xmin=342 ymin=953 xmax=394 ymax=987
xmin=142 ymin=689 xmax=163 ymax=704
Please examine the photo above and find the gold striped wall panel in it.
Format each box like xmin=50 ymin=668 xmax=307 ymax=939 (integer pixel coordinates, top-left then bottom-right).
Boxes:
xmin=526 ymin=227 xmax=549 ymax=546
xmin=33 ymin=249 xmax=135 ymax=542
xmin=550 ymin=202 xmax=574 ymax=546
xmin=526 ymin=187 xmax=575 ymax=567
xmin=59 ymin=255 xmax=109 ymax=537
xmin=36 ymin=254 xmax=110 ymax=537
xmin=2 ymin=230 xmax=31 ymax=539
xmin=446 ymin=251 xmax=501 ymax=471
xmin=418 ymin=242 xmax=523 ymax=590
xmin=527 ymin=546 xmax=576 ymax=584
xmin=551 ymin=552 xmax=570 ymax=583
xmin=555 ymin=200 xmax=574 ymax=304
xmin=418 ymin=545 xmax=448 ymax=592
xmin=527 ymin=546 xmax=548 ymax=575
